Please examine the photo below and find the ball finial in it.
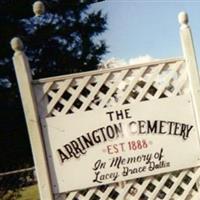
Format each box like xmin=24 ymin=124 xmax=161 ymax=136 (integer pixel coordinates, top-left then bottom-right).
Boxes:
xmin=33 ymin=1 xmax=45 ymax=16
xmin=178 ymin=11 xmax=189 ymax=26
xmin=10 ymin=37 xmax=24 ymax=52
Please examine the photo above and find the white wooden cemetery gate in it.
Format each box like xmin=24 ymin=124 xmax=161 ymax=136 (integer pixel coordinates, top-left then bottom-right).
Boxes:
xmin=11 ymin=11 xmax=200 ymax=200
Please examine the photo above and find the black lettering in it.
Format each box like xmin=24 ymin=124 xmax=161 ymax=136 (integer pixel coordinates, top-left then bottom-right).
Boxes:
xmin=173 ymin=122 xmax=181 ymax=136
xmin=99 ymin=127 xmax=107 ymax=141
xmin=70 ymin=140 xmax=86 ymax=157
xmin=93 ymin=159 xmax=106 ymax=170
xmin=92 ymin=130 xmax=101 ymax=143
xmin=106 ymin=125 xmax=115 ymax=138
xmin=147 ymin=120 xmax=157 ymax=133
xmin=159 ymin=120 xmax=167 ymax=134
xmin=77 ymin=137 xmax=86 ymax=150
xmin=185 ymin=125 xmax=193 ymax=140
xmin=57 ymin=149 xmax=69 ymax=163
xmin=113 ymin=123 xmax=123 ymax=137
xmin=93 ymin=171 xmax=102 ymax=183
xmin=138 ymin=120 xmax=146 ymax=134
xmin=64 ymin=144 xmax=77 ymax=158
xmin=110 ymin=156 xmax=122 ymax=169
xmin=116 ymin=110 xmax=124 ymax=120
xmin=168 ymin=121 xmax=174 ymax=134
xmin=106 ymin=111 xmax=114 ymax=121
xmin=82 ymin=133 xmax=94 ymax=148
xmin=125 ymin=109 xmax=131 ymax=119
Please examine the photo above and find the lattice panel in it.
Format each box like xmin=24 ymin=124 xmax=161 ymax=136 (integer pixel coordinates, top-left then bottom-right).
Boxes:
xmin=33 ymin=58 xmax=200 ymax=200
xmin=54 ymin=167 xmax=200 ymax=200
xmin=34 ymin=59 xmax=188 ymax=118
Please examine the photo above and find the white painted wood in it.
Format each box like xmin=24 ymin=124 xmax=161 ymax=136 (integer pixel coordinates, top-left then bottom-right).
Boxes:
xmin=31 ymin=55 xmax=200 ymax=199
xmin=117 ymin=67 xmax=147 ymax=105
xmin=153 ymin=62 xmax=182 ymax=99
xmin=79 ymin=73 xmax=110 ymax=111
xmin=99 ymin=70 xmax=129 ymax=108
xmin=10 ymin=37 xmax=53 ymax=200
xmin=163 ymin=170 xmax=188 ymax=200
xmin=147 ymin=174 xmax=170 ymax=199
xmin=171 ymin=70 xmax=188 ymax=96
xmin=131 ymin=178 xmax=152 ymax=199
xmin=32 ymin=57 xmax=184 ymax=84
xmin=33 ymin=1 xmax=45 ymax=16
xmin=60 ymin=76 xmax=91 ymax=115
xmin=11 ymin=11 xmax=200 ymax=200
xmin=34 ymin=84 xmax=50 ymax=117
xmin=180 ymin=169 xmax=200 ymax=199
xmin=47 ymin=79 xmax=72 ymax=114
xmin=135 ymin=63 xmax=164 ymax=102
xmin=179 ymin=12 xmax=200 ymax=148
xmin=179 ymin=13 xmax=200 ymax=198
xmin=41 ymin=94 xmax=200 ymax=193
xmin=39 ymin=81 xmax=54 ymax=100
xmin=95 ymin=185 xmax=115 ymax=199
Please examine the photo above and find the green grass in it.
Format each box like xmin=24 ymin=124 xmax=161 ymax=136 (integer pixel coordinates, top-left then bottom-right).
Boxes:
xmin=17 ymin=185 xmax=39 ymax=200
xmin=2 ymin=185 xmax=39 ymax=200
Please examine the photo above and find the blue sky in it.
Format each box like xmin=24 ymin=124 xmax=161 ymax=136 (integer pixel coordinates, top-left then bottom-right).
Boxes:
xmin=91 ymin=1 xmax=200 ymax=65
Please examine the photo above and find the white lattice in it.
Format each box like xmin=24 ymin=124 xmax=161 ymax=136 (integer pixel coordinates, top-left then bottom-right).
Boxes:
xmin=33 ymin=58 xmax=200 ymax=200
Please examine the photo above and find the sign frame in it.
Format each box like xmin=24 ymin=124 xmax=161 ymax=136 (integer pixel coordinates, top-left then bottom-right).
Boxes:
xmin=11 ymin=11 xmax=200 ymax=200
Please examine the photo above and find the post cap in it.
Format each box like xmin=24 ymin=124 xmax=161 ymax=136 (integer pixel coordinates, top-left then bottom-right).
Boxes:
xmin=33 ymin=1 xmax=45 ymax=16
xmin=10 ymin=37 xmax=24 ymax=52
xmin=178 ymin=11 xmax=189 ymax=27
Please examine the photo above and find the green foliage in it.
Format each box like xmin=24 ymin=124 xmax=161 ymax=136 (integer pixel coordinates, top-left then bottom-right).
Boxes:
xmin=0 ymin=0 xmax=107 ymax=172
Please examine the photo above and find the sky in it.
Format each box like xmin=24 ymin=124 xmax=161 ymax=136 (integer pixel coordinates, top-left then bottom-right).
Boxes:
xmin=91 ymin=1 xmax=200 ymax=65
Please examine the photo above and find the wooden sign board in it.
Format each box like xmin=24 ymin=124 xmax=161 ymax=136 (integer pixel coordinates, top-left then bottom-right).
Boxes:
xmin=42 ymin=94 xmax=200 ymax=193
xmin=12 ymin=12 xmax=200 ymax=200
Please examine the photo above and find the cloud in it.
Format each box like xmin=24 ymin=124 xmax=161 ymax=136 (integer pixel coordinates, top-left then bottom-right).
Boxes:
xmin=99 ymin=54 xmax=155 ymax=69
xmin=128 ymin=55 xmax=155 ymax=65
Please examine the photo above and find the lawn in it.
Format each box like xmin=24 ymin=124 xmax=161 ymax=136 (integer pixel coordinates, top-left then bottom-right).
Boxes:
xmin=2 ymin=185 xmax=39 ymax=200
xmin=18 ymin=185 xmax=39 ymax=200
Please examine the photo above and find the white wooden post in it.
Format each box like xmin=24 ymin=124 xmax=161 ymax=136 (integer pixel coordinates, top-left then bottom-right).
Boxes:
xmin=33 ymin=1 xmax=45 ymax=16
xmin=10 ymin=37 xmax=53 ymax=200
xmin=179 ymin=12 xmax=200 ymax=143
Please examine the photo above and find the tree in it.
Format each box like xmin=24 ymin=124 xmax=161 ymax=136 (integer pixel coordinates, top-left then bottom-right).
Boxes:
xmin=0 ymin=0 xmax=107 ymax=171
